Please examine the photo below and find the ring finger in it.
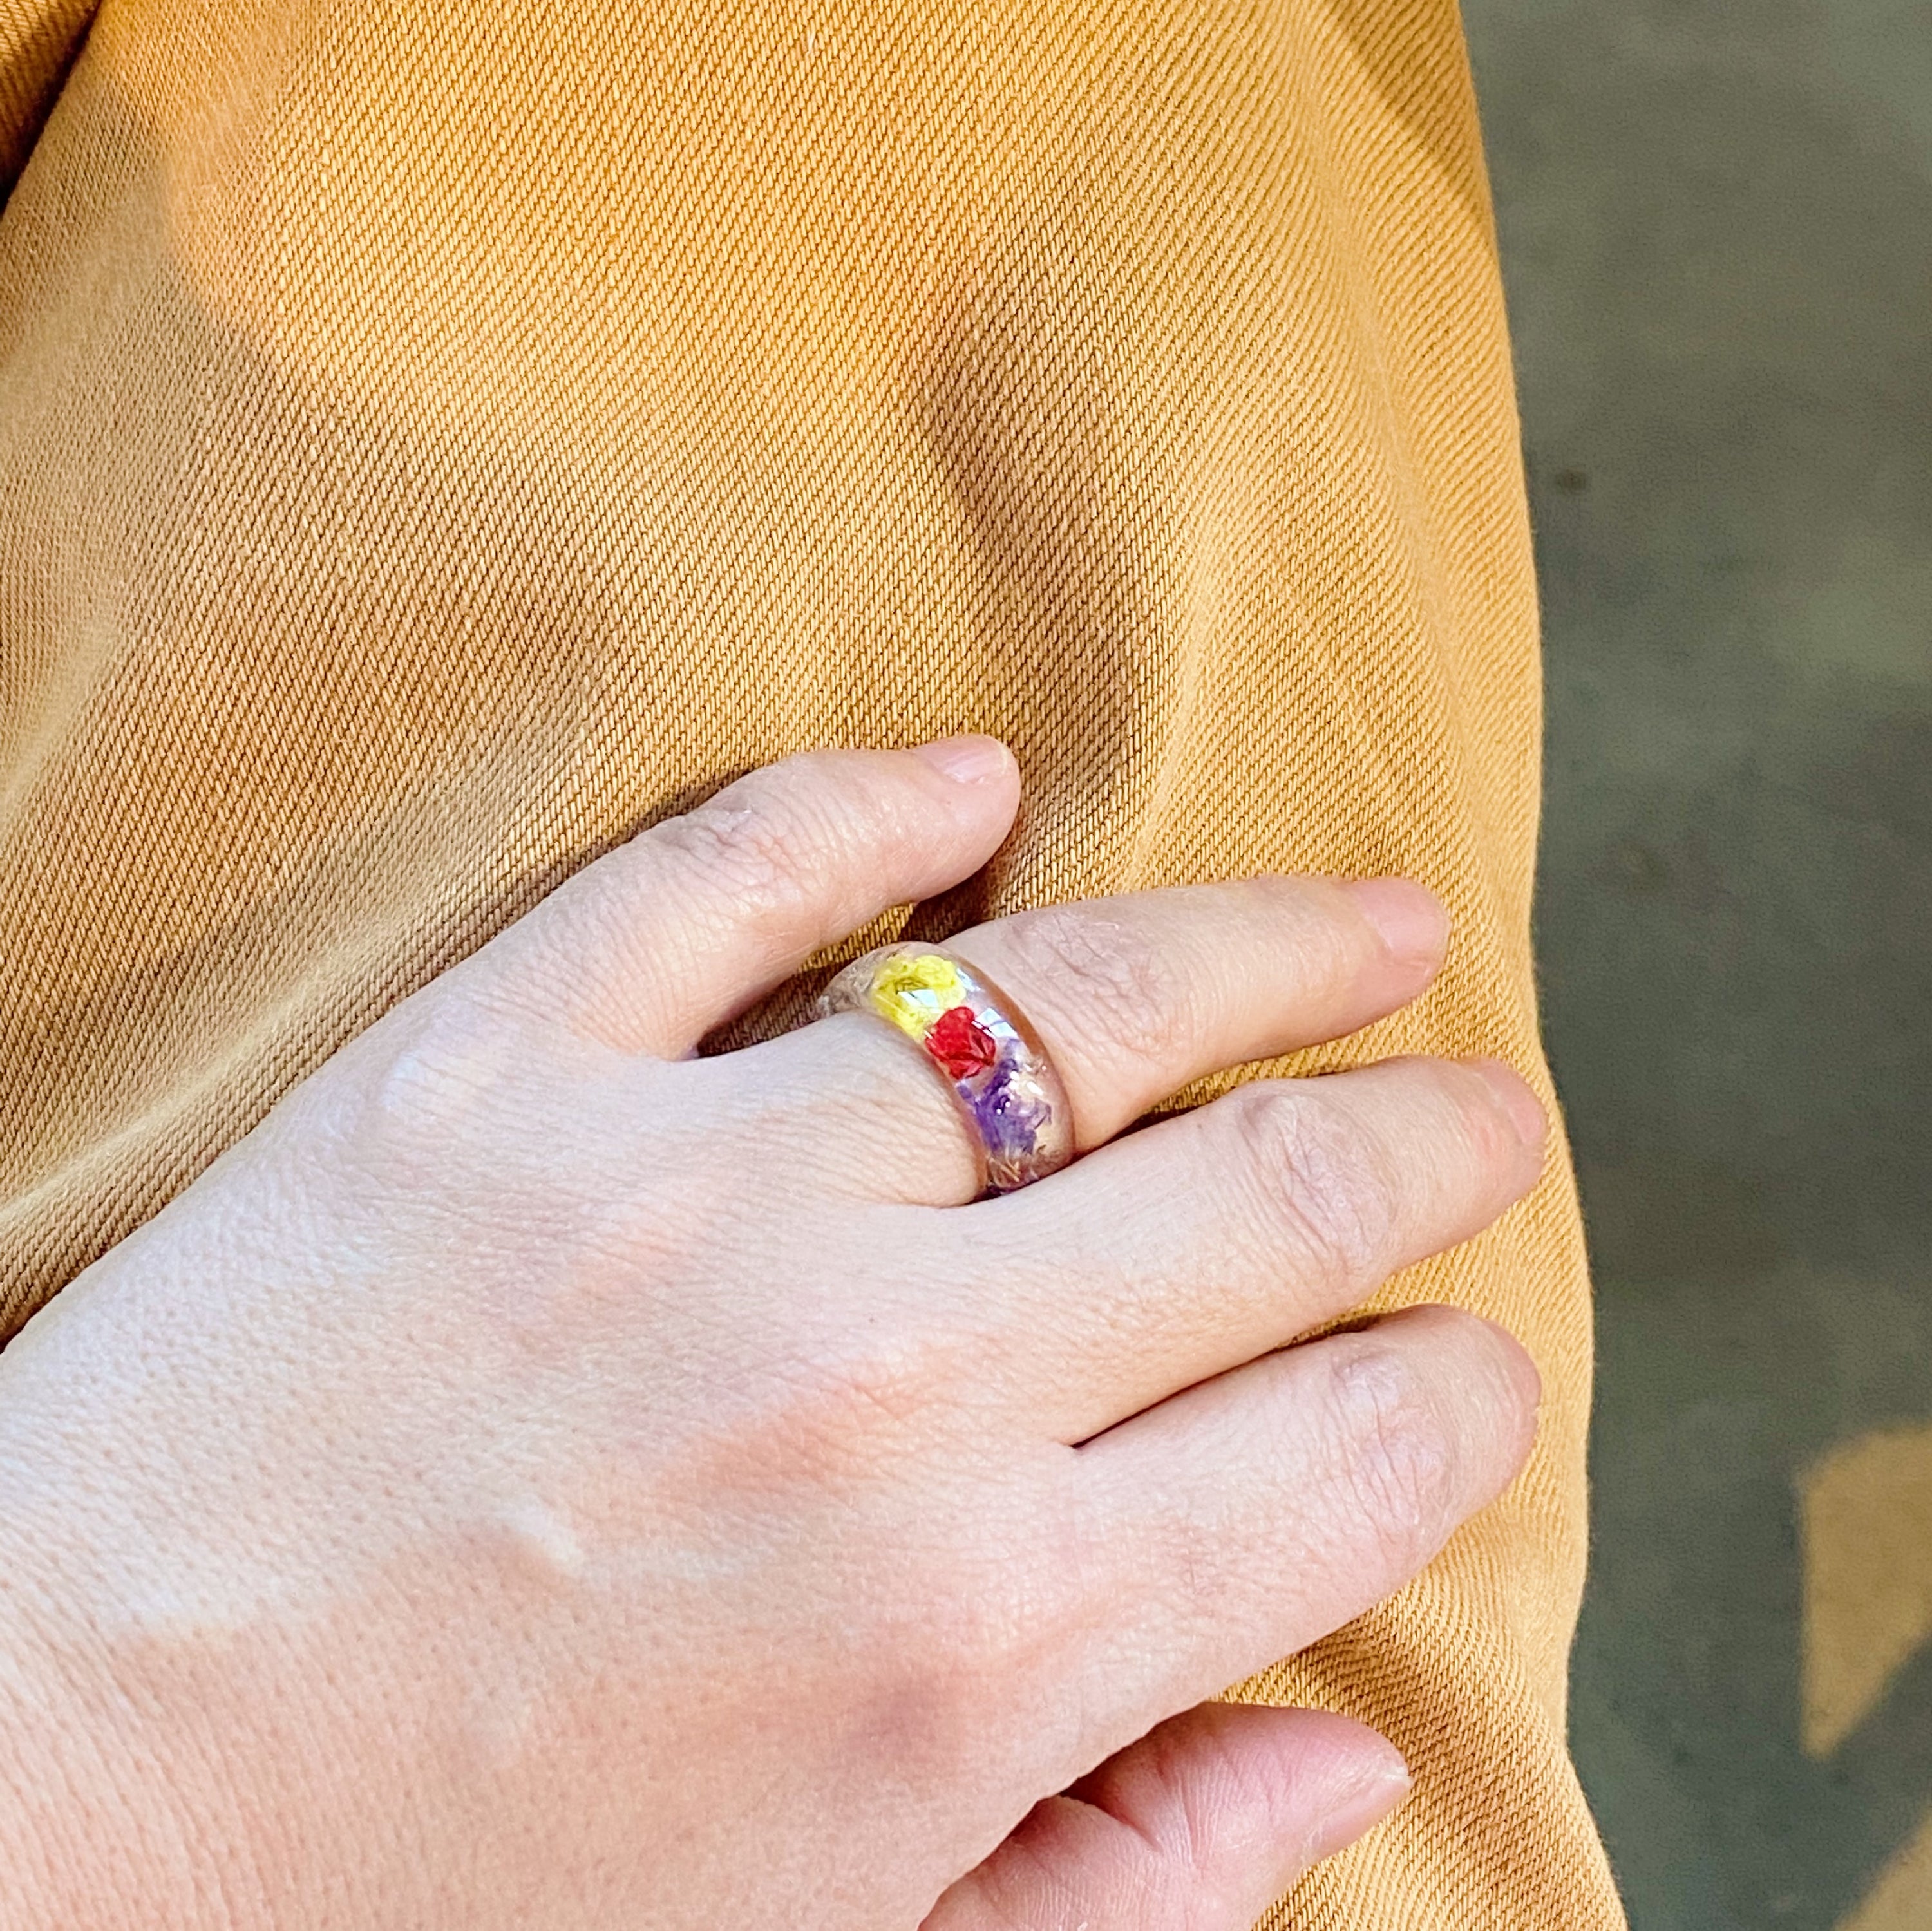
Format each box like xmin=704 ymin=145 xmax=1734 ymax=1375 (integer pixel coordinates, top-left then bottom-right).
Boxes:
xmin=737 ymin=872 xmax=1452 ymax=1202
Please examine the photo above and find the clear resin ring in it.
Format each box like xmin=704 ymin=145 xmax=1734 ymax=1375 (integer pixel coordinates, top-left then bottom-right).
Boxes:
xmin=816 ymin=942 xmax=1075 ymax=1194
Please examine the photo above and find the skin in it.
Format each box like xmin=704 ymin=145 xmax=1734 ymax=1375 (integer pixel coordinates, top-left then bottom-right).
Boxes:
xmin=0 ymin=736 xmax=1546 ymax=1930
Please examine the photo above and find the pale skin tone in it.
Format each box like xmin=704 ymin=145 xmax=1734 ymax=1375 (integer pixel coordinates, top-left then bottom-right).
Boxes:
xmin=0 ymin=736 xmax=1546 ymax=1930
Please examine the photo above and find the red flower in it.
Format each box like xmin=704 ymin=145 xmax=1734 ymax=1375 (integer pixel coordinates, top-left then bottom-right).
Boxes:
xmin=925 ymin=1004 xmax=997 ymax=1080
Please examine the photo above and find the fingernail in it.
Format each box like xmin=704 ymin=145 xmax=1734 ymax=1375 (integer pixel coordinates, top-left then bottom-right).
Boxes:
xmin=1341 ymin=878 xmax=1450 ymax=975
xmin=1464 ymin=1056 xmax=1549 ymax=1149
xmin=913 ymin=735 xmax=1014 ymax=786
xmin=912 ymin=730 xmax=1020 ymax=784
xmin=1303 ymin=1748 xmax=1413 ymax=1864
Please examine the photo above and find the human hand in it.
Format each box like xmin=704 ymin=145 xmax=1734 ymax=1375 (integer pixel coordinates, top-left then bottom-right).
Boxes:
xmin=0 ymin=738 xmax=1544 ymax=1930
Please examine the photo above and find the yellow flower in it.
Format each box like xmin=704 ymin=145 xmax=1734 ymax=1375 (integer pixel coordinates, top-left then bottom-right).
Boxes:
xmin=869 ymin=952 xmax=967 ymax=1038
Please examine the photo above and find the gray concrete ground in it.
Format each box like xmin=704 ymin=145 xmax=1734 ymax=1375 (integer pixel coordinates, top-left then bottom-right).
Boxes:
xmin=1461 ymin=1 xmax=1932 ymax=1925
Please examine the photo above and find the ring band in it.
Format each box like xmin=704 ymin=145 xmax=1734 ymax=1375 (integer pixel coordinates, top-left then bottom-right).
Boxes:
xmin=816 ymin=942 xmax=1075 ymax=1194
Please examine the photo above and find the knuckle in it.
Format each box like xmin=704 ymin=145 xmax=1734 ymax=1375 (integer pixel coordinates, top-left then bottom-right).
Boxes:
xmin=1224 ymin=1082 xmax=1397 ymax=1295
xmin=645 ymin=794 xmax=812 ymax=929
xmin=876 ymin=1512 xmax=1092 ymax=1773
xmin=715 ymin=1327 xmax=969 ymax=1491
xmin=274 ymin=990 xmax=532 ymax=1234
xmin=919 ymin=1552 xmax=1048 ymax=1688
xmin=847 ymin=1545 xmax=1077 ymax=1784
xmin=813 ymin=1339 xmax=950 ymax=1442
xmin=998 ymin=906 xmax=1188 ymax=1066
xmin=350 ymin=989 xmax=521 ymax=1155
xmin=1325 ymin=1341 xmax=1461 ymax=1565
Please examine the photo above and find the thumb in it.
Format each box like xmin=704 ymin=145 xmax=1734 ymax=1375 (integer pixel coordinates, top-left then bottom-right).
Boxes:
xmin=922 ymin=1704 xmax=1409 ymax=1931
xmin=466 ymin=737 xmax=1019 ymax=1057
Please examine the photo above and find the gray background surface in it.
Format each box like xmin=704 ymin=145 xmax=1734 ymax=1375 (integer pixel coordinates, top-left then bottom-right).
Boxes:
xmin=1461 ymin=1 xmax=1932 ymax=1924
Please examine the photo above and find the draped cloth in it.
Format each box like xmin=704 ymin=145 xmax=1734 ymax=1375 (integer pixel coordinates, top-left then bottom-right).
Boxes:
xmin=0 ymin=0 xmax=1625 ymax=1921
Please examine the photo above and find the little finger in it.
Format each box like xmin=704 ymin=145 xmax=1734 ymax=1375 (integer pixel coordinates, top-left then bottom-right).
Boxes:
xmin=1066 ymin=1306 xmax=1539 ymax=1745
xmin=921 ymin=1705 xmax=1408 ymax=1931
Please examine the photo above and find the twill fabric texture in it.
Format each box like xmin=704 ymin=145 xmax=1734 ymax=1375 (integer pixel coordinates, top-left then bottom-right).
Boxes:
xmin=0 ymin=0 xmax=1625 ymax=1923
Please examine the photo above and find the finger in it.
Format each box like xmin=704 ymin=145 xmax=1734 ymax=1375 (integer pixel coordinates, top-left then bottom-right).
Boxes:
xmin=978 ymin=1055 xmax=1546 ymax=1442
xmin=1069 ymin=1307 xmax=1539 ymax=1735
xmin=952 ymin=875 xmax=1448 ymax=1147
xmin=729 ymin=871 xmax=1448 ymax=1201
xmin=468 ymin=739 xmax=1021 ymax=1056
xmin=922 ymin=1705 xmax=1408 ymax=1931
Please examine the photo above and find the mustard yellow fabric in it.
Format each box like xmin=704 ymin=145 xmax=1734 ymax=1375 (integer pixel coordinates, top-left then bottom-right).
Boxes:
xmin=0 ymin=0 xmax=1625 ymax=1921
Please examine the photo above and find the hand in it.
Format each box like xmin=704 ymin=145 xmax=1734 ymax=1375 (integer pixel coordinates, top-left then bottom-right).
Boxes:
xmin=0 ymin=738 xmax=1544 ymax=1931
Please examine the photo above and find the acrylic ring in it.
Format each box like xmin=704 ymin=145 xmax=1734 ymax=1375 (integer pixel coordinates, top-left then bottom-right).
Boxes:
xmin=815 ymin=942 xmax=1075 ymax=1194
